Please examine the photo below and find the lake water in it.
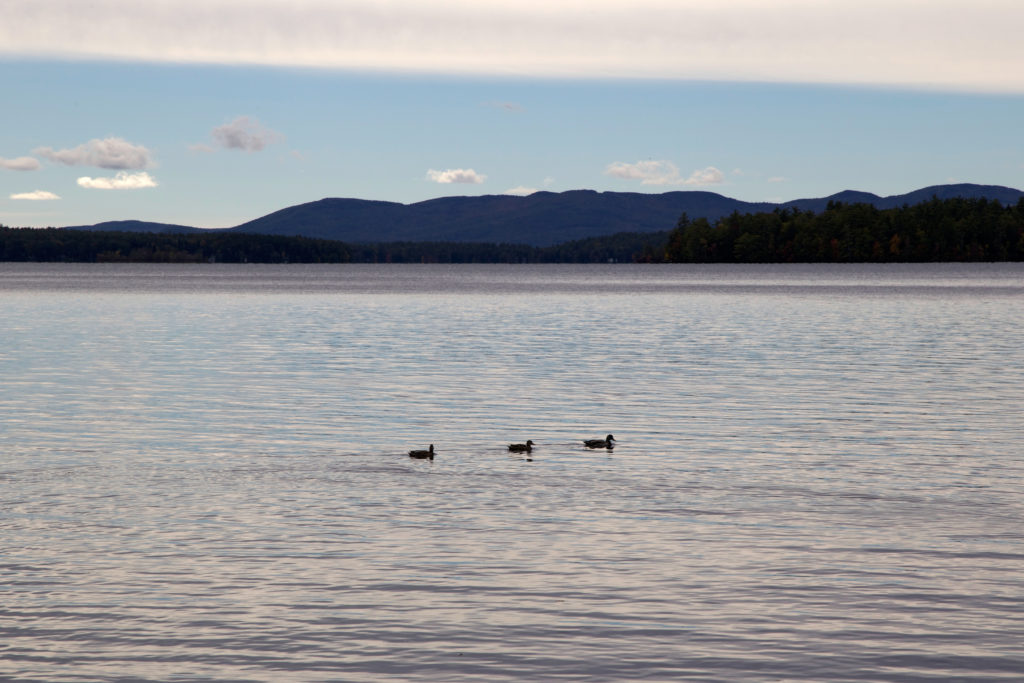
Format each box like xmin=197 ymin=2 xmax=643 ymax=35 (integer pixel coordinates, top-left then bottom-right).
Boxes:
xmin=2 ymin=262 xmax=1023 ymax=682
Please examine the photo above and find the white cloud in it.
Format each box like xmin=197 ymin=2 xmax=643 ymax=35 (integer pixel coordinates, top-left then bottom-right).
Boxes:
xmin=35 ymin=137 xmax=152 ymax=169
xmin=1 ymin=1 xmax=1022 ymax=92
xmin=427 ymin=168 xmax=486 ymax=184
xmin=1 ymin=156 xmax=41 ymax=171
xmin=767 ymin=176 xmax=788 ymax=183
xmin=684 ymin=166 xmax=725 ymax=186
xmin=605 ymin=160 xmax=681 ymax=185
xmin=211 ymin=116 xmax=281 ymax=152
xmin=10 ymin=190 xmax=60 ymax=200
xmin=77 ymin=171 xmax=158 ymax=190
xmin=605 ymin=161 xmax=724 ymax=186
xmin=505 ymin=186 xmax=538 ymax=196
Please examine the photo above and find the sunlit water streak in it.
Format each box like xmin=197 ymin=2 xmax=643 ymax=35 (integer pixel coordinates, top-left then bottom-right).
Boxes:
xmin=2 ymin=263 xmax=1023 ymax=682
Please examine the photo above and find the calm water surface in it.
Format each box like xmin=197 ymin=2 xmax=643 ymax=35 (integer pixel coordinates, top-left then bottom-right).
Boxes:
xmin=2 ymin=263 xmax=1023 ymax=682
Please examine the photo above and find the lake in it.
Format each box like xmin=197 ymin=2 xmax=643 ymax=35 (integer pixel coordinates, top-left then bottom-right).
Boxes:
xmin=2 ymin=262 xmax=1023 ymax=682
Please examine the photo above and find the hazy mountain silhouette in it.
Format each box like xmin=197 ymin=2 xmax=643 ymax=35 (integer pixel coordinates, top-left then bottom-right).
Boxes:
xmin=64 ymin=184 xmax=1024 ymax=247
xmin=63 ymin=219 xmax=203 ymax=234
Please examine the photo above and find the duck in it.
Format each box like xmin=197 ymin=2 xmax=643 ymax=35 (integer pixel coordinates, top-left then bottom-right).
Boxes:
xmin=408 ymin=444 xmax=435 ymax=459
xmin=508 ymin=440 xmax=534 ymax=453
xmin=583 ymin=434 xmax=615 ymax=449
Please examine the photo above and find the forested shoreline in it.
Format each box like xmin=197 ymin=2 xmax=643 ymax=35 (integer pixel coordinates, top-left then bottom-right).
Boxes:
xmin=0 ymin=225 xmax=667 ymax=264
xmin=665 ymin=197 xmax=1024 ymax=262
xmin=0 ymin=228 xmax=353 ymax=264
xmin=3 ymin=196 xmax=1024 ymax=263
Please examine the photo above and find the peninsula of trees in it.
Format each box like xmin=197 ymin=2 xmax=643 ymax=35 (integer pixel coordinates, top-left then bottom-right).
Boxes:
xmin=664 ymin=196 xmax=1024 ymax=263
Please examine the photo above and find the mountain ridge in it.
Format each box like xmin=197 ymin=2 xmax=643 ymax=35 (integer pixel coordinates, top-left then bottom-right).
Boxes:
xmin=62 ymin=184 xmax=1024 ymax=247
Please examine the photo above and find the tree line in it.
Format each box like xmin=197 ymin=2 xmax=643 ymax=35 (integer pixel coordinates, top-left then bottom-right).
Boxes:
xmin=0 ymin=228 xmax=352 ymax=264
xmin=665 ymin=197 xmax=1024 ymax=262
xmin=0 ymin=226 xmax=667 ymax=264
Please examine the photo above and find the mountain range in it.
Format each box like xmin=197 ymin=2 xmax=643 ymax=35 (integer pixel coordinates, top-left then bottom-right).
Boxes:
xmin=65 ymin=184 xmax=1024 ymax=247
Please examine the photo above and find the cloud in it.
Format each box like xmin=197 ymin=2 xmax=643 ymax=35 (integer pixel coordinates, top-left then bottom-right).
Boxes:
xmin=34 ymin=137 xmax=152 ymax=169
xmin=504 ymin=186 xmax=537 ymax=196
xmin=605 ymin=160 xmax=680 ymax=185
xmin=211 ymin=116 xmax=280 ymax=151
xmin=605 ymin=161 xmax=724 ymax=186
xmin=1 ymin=1 xmax=1022 ymax=92
xmin=77 ymin=171 xmax=158 ymax=189
xmin=10 ymin=190 xmax=60 ymax=200
xmin=1 ymin=156 xmax=41 ymax=171
xmin=684 ymin=166 xmax=725 ymax=186
xmin=767 ymin=176 xmax=788 ymax=183
xmin=427 ymin=168 xmax=486 ymax=184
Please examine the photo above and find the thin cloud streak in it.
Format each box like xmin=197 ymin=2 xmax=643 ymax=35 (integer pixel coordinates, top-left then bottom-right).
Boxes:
xmin=10 ymin=190 xmax=60 ymax=200
xmin=504 ymin=186 xmax=538 ymax=196
xmin=2 ymin=1 xmax=1023 ymax=93
xmin=1 ymin=156 xmax=42 ymax=171
xmin=606 ymin=161 xmax=724 ymax=187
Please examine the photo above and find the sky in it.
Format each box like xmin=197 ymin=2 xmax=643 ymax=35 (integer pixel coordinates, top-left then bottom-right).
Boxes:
xmin=2 ymin=0 xmax=1024 ymax=229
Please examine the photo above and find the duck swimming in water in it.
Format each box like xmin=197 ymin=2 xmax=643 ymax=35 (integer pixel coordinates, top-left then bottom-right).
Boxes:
xmin=409 ymin=444 xmax=435 ymax=459
xmin=583 ymin=434 xmax=615 ymax=449
xmin=508 ymin=440 xmax=534 ymax=453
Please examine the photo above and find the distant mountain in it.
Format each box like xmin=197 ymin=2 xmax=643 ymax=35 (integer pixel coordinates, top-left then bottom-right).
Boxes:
xmin=779 ymin=184 xmax=1024 ymax=214
xmin=875 ymin=183 xmax=1024 ymax=207
xmin=63 ymin=219 xmax=203 ymax=234
xmin=226 ymin=190 xmax=781 ymax=246
xmin=64 ymin=184 xmax=1024 ymax=247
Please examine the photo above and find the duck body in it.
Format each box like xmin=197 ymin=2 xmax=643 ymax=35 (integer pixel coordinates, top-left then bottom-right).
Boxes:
xmin=583 ymin=434 xmax=616 ymax=449
xmin=508 ymin=440 xmax=534 ymax=453
xmin=409 ymin=444 xmax=435 ymax=459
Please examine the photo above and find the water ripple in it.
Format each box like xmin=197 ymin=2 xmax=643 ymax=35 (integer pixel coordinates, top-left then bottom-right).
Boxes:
xmin=2 ymin=263 xmax=1023 ymax=681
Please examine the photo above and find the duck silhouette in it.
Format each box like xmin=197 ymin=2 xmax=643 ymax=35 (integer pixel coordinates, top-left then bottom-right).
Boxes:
xmin=583 ymin=434 xmax=615 ymax=449
xmin=508 ymin=440 xmax=534 ymax=453
xmin=408 ymin=444 xmax=435 ymax=459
